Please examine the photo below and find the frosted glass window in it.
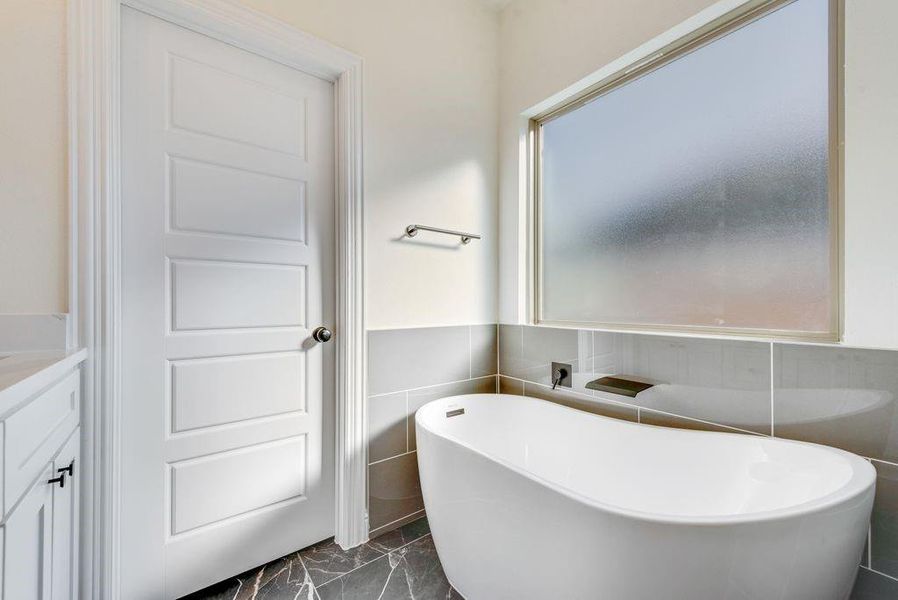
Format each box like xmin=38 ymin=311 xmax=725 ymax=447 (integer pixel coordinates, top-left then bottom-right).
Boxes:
xmin=538 ymin=0 xmax=834 ymax=336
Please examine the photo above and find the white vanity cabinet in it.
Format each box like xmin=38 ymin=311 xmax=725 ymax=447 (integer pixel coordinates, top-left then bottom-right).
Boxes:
xmin=4 ymin=463 xmax=55 ymax=600
xmin=51 ymin=429 xmax=80 ymax=600
xmin=0 ymin=352 xmax=85 ymax=600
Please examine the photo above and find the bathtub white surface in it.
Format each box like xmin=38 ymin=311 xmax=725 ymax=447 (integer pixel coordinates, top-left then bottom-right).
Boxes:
xmin=416 ymin=393 xmax=875 ymax=600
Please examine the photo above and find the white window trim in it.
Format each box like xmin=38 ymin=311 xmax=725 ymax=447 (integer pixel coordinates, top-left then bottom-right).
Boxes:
xmin=69 ymin=1 xmax=367 ymax=597
xmin=518 ymin=0 xmax=842 ymax=343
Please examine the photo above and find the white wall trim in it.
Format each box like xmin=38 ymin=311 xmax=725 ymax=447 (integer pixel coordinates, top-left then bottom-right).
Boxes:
xmin=333 ymin=60 xmax=370 ymax=549
xmin=70 ymin=1 xmax=367 ymax=596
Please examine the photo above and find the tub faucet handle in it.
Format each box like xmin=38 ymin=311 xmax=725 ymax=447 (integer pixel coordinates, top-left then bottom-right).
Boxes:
xmin=552 ymin=367 xmax=568 ymax=390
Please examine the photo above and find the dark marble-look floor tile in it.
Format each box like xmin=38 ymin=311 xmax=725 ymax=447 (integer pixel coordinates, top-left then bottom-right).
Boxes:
xmin=369 ymin=517 xmax=431 ymax=553
xmin=181 ymin=554 xmax=315 ymax=600
xmin=180 ymin=577 xmax=244 ymax=600
xmin=299 ymin=537 xmax=386 ymax=587
xmin=248 ymin=554 xmax=317 ymax=600
xmin=851 ymin=567 xmax=898 ymax=600
xmin=317 ymin=535 xmax=460 ymax=600
xmin=390 ymin=535 xmax=456 ymax=599
xmin=315 ymin=555 xmax=393 ymax=600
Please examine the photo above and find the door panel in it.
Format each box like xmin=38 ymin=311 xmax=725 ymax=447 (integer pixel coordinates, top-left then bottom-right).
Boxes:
xmin=169 ymin=436 xmax=307 ymax=534
xmin=121 ymin=7 xmax=335 ymax=598
xmin=169 ymin=157 xmax=307 ymax=241
xmin=170 ymin=351 xmax=306 ymax=431
xmin=169 ymin=259 xmax=307 ymax=331
xmin=168 ymin=54 xmax=307 ymax=156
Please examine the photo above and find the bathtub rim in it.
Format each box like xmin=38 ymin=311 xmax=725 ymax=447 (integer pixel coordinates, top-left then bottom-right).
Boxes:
xmin=415 ymin=393 xmax=877 ymax=527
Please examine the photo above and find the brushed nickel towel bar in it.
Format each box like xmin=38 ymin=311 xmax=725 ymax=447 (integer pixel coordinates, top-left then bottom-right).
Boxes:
xmin=405 ymin=224 xmax=481 ymax=244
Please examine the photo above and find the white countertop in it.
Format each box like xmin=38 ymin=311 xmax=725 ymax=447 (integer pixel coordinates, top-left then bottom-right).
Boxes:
xmin=0 ymin=348 xmax=88 ymax=416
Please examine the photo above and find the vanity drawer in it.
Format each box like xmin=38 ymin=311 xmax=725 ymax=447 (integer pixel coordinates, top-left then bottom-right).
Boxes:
xmin=3 ymin=370 xmax=80 ymax=517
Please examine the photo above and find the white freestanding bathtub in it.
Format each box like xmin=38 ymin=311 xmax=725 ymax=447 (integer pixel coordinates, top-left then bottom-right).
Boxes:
xmin=416 ymin=394 xmax=876 ymax=600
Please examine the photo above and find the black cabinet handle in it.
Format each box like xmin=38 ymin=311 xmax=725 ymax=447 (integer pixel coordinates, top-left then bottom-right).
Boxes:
xmin=48 ymin=472 xmax=66 ymax=488
xmin=58 ymin=459 xmax=75 ymax=477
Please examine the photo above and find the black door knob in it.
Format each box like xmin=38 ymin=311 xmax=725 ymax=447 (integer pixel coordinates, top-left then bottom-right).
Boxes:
xmin=312 ymin=326 xmax=333 ymax=343
xmin=48 ymin=473 xmax=66 ymax=488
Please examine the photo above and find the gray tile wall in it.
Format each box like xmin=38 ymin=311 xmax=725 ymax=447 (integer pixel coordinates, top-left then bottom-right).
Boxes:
xmin=366 ymin=322 xmax=898 ymax=593
xmin=498 ymin=324 xmax=898 ymax=594
xmin=367 ymin=325 xmax=497 ymax=537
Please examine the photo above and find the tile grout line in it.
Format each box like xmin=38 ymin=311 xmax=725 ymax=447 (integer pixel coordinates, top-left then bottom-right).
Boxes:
xmin=506 ymin=374 xmax=763 ymax=436
xmin=863 ymin=457 xmax=875 ymax=572
xmin=368 ymin=509 xmax=427 ymax=538
xmin=468 ymin=325 xmax=473 ymax=380
xmin=861 ymin=565 xmax=898 ymax=584
xmin=368 ymin=449 xmax=416 ymax=467
xmin=515 ymin=376 xmax=632 ymax=408
xmin=591 ymin=330 xmax=596 ymax=379
xmin=368 ymin=374 xmax=497 ymax=398
xmin=404 ymin=390 xmax=409 ymax=454
xmin=496 ymin=323 xmax=501 ymax=380
xmin=503 ymin=334 xmax=898 ymax=453
xmin=505 ymin=373 xmax=639 ymax=413
xmin=770 ymin=341 xmax=775 ymax=437
xmin=206 ymin=525 xmax=435 ymax=600
xmin=369 ymin=323 xmax=495 ymax=561
xmin=317 ymin=531 xmax=434 ymax=590
xmin=387 ymin=531 xmax=433 ymax=557
xmin=867 ymin=522 xmax=873 ymax=569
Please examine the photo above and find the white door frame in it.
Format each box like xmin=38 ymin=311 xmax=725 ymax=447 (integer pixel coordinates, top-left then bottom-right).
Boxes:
xmin=68 ymin=1 xmax=367 ymax=597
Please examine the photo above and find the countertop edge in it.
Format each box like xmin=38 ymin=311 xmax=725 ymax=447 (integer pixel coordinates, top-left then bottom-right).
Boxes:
xmin=0 ymin=349 xmax=88 ymax=415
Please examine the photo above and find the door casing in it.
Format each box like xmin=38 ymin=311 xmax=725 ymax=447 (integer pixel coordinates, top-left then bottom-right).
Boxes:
xmin=68 ymin=1 xmax=367 ymax=598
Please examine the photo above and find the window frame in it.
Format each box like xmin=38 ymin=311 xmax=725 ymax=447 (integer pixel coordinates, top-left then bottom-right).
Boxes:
xmin=529 ymin=0 xmax=842 ymax=341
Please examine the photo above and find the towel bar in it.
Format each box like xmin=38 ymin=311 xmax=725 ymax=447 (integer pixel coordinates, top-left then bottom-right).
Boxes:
xmin=405 ymin=224 xmax=481 ymax=244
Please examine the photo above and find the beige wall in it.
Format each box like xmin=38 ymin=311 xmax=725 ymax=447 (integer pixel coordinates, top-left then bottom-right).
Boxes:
xmin=8 ymin=0 xmax=898 ymax=345
xmin=0 ymin=0 xmax=69 ymax=314
xmin=241 ymin=0 xmax=500 ymax=329
xmin=842 ymin=0 xmax=898 ymax=349
xmin=0 ymin=0 xmax=500 ymax=329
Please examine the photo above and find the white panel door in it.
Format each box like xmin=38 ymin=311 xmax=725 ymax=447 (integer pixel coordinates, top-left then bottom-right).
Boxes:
xmin=120 ymin=7 xmax=335 ymax=599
